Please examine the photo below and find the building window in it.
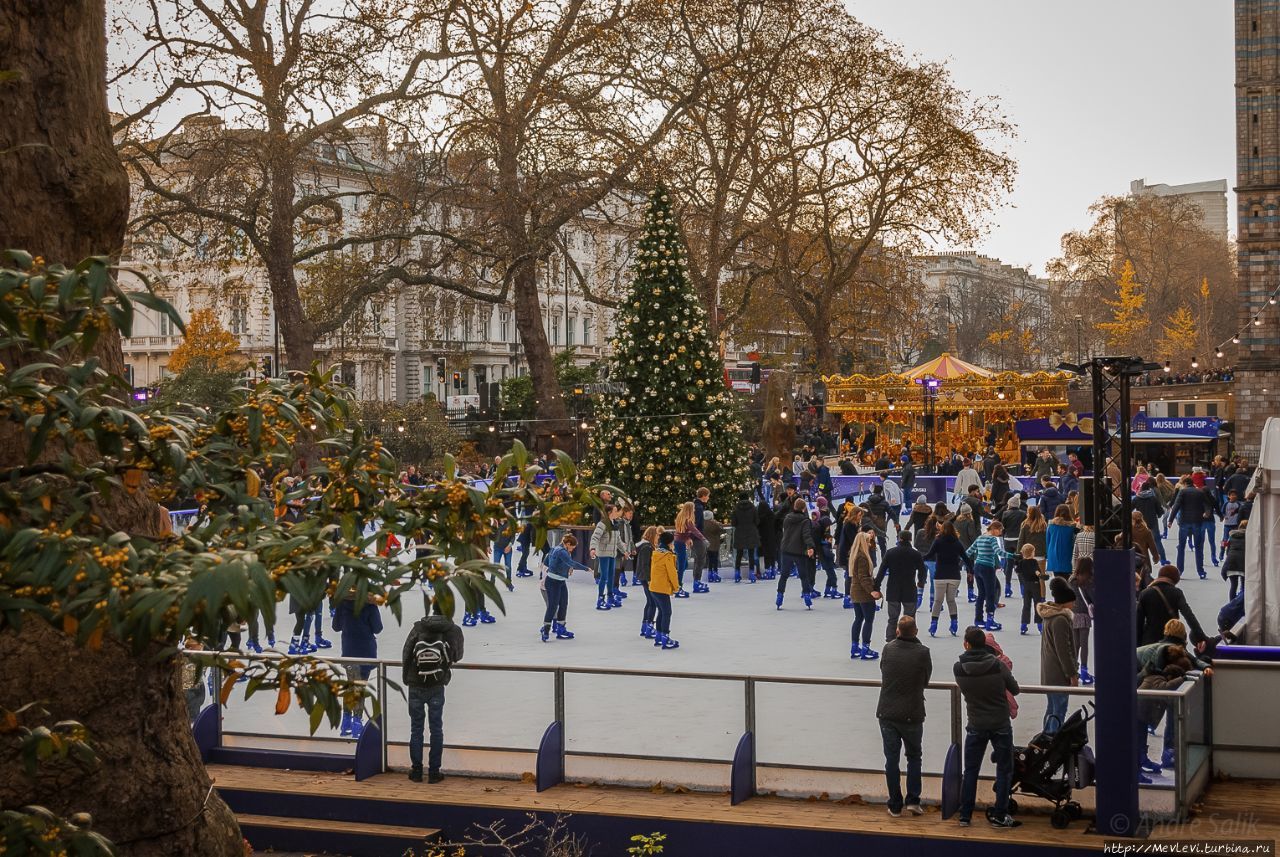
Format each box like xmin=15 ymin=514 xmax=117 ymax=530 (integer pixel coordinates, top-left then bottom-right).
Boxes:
xmin=229 ymin=297 xmax=248 ymax=335
xmin=1254 ymin=113 xmax=1260 ymax=125
xmin=1206 ymin=402 xmax=1219 ymax=417
xmin=567 ymin=314 xmax=576 ymax=347
xmin=499 ymin=309 xmax=510 ymax=342
xmin=159 ymin=311 xmax=178 ymax=337
xmin=583 ymin=316 xmax=592 ymax=346
xmin=551 ymin=314 xmax=561 ymax=346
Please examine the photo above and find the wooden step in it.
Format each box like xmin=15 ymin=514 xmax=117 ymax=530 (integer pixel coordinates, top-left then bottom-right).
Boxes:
xmin=237 ymin=813 xmax=439 ymax=856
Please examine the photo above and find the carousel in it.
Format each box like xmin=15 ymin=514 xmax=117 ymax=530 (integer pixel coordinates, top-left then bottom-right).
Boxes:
xmin=822 ymin=353 xmax=1074 ymax=468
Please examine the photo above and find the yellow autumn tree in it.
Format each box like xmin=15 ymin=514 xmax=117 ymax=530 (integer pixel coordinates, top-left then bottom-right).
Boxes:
xmin=1158 ymin=305 xmax=1198 ymax=363
xmin=1098 ymin=260 xmax=1149 ymax=351
xmin=166 ymin=308 xmax=245 ymax=374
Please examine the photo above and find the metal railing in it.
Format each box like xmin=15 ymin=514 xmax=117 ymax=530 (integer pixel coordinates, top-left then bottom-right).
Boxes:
xmin=190 ymin=650 xmax=1210 ymax=817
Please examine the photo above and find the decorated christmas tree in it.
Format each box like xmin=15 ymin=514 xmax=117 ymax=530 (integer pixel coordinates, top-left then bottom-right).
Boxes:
xmin=587 ymin=186 xmax=749 ymax=522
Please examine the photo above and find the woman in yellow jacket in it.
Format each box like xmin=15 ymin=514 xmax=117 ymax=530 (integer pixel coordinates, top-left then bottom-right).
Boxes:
xmin=649 ymin=531 xmax=681 ymax=650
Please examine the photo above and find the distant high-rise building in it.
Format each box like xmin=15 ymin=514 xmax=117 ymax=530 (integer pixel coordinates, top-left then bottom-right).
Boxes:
xmin=1234 ymin=0 xmax=1280 ymax=459
xmin=1129 ymin=178 xmax=1229 ymax=240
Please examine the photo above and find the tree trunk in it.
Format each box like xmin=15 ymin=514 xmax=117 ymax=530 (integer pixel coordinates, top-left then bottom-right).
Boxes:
xmin=510 ymin=257 xmax=569 ymax=427
xmin=0 ymin=3 xmax=243 ymax=854
xmin=266 ymin=135 xmax=317 ymax=371
xmin=809 ymin=314 xmax=839 ymax=376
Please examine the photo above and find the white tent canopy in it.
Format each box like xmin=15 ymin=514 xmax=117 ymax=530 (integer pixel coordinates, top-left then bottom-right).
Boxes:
xmin=1245 ymin=417 xmax=1280 ymax=645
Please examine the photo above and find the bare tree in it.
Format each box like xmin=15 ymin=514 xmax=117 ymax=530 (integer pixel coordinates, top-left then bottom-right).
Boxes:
xmin=657 ymin=0 xmax=841 ymax=336
xmin=743 ymin=26 xmax=1016 ymax=375
xmin=113 ymin=0 xmax=459 ymax=371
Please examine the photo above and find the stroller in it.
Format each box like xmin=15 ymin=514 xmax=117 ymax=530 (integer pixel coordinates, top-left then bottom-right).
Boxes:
xmin=1009 ymin=702 xmax=1096 ymax=829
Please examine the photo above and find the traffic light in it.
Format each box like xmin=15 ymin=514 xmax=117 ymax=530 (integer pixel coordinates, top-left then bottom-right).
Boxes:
xmin=436 ymin=357 xmax=446 ymax=384
xmin=452 ymin=371 xmax=461 ymax=390
xmin=749 ymin=362 xmax=761 ymax=385
xmin=261 ymin=355 xmax=272 ymax=377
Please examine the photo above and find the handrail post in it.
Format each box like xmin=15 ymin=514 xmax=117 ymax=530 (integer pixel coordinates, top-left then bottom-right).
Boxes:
xmin=949 ymin=686 xmax=962 ymax=748
xmin=378 ymin=663 xmax=389 ymax=775
xmin=554 ymin=668 xmax=566 ymax=776
xmin=744 ymin=677 xmax=756 ymax=737
xmin=1175 ymin=686 xmax=1188 ymax=818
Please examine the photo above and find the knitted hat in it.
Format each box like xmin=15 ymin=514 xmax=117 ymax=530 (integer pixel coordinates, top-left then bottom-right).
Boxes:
xmin=815 ymin=496 xmax=829 ymax=509
xmin=1050 ymin=576 xmax=1076 ymax=605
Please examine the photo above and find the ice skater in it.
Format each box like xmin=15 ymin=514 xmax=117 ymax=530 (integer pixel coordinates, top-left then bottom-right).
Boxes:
xmin=648 ymin=531 xmax=681 ymax=649
xmin=540 ymin=534 xmax=591 ymax=642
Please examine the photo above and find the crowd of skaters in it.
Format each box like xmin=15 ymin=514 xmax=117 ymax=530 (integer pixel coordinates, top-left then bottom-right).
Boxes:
xmin=183 ymin=441 xmax=1257 ymax=821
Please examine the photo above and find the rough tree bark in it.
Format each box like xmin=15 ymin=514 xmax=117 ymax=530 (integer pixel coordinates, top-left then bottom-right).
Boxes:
xmin=0 ymin=2 xmax=243 ymax=854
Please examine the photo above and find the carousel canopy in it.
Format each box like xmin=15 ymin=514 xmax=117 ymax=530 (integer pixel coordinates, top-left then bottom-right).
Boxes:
xmin=902 ymin=352 xmax=992 ymax=381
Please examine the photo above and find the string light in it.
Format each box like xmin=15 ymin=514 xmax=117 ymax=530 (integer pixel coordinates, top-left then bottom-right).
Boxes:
xmin=396 ymin=419 xmax=406 ymax=433
xmin=1191 ymin=356 xmax=1199 ymax=369
xmin=680 ymin=415 xmax=688 ymax=426
xmin=1216 ymin=348 xmax=1224 ymax=359
xmin=887 ymin=398 xmax=895 ymax=411
xmin=1163 ymin=360 xmax=1171 ymax=373
xmin=487 ymin=420 xmax=496 ymax=433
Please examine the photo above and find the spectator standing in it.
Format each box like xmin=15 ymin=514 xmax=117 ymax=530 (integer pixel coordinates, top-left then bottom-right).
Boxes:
xmin=1038 ymin=578 xmax=1079 ymax=734
xmin=954 ymin=626 xmax=1021 ymax=828
xmin=403 ymin=603 xmax=465 ymax=784
xmin=877 ymin=616 xmax=932 ymax=818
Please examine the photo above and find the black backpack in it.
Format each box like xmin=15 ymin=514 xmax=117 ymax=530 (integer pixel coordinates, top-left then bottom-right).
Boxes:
xmin=412 ymin=638 xmax=452 ymax=684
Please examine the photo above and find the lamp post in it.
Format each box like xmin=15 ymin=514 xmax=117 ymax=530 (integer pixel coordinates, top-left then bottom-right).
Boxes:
xmin=1074 ymin=314 xmax=1083 ymax=365
xmin=916 ymin=375 xmax=941 ymax=473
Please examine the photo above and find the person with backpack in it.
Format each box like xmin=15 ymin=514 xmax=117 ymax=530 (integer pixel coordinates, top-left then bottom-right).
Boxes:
xmin=1137 ymin=565 xmax=1207 ymax=647
xmin=402 ymin=603 xmax=465 ymax=784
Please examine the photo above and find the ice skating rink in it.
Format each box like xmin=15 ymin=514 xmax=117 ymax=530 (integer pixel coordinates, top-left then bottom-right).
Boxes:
xmin=220 ymin=529 xmax=1219 ymax=783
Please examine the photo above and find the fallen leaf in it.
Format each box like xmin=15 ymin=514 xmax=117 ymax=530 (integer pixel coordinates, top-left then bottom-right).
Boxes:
xmin=520 ymin=772 xmax=535 ymax=784
xmin=649 ymin=782 xmax=665 ymax=794
xmin=672 ymin=785 xmax=690 ymax=794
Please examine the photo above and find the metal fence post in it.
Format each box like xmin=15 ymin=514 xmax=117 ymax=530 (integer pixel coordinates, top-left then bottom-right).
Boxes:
xmin=744 ymin=677 xmax=756 ymax=737
xmin=378 ymin=663 xmax=389 ymax=774
xmin=949 ymin=686 xmax=962 ymax=748
xmin=554 ymin=668 xmax=566 ymax=775
xmin=1175 ymin=689 xmax=1187 ymax=818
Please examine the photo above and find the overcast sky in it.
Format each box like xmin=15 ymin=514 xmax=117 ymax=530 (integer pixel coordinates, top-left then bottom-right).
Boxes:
xmin=848 ymin=0 xmax=1235 ymax=275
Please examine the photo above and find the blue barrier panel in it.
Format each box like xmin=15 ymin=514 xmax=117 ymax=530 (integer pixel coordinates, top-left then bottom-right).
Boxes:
xmin=1214 ymin=645 xmax=1280 ymax=662
xmin=536 ymin=720 xmax=565 ymax=792
xmin=192 ymin=703 xmax=220 ymax=763
xmin=1093 ymin=548 xmax=1140 ymax=836
xmin=730 ymin=731 xmax=754 ymax=806
xmin=354 ymin=720 xmax=383 ymax=781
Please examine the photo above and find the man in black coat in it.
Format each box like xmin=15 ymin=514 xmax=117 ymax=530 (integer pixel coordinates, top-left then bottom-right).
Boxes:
xmin=877 ymin=616 xmax=932 ymax=817
xmin=1168 ymin=483 xmax=1216 ymax=579
xmin=777 ymin=498 xmax=816 ymax=604
xmin=874 ymin=532 xmax=929 ymax=642
xmin=1137 ymin=565 xmax=1207 ymax=647
xmin=403 ymin=606 xmax=465 ymax=784
xmin=954 ymin=626 xmax=1021 ymax=828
